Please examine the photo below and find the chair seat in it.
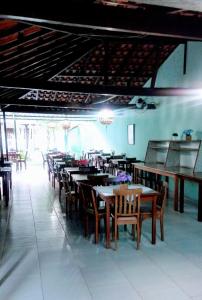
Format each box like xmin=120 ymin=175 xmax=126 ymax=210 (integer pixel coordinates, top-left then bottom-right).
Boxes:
xmin=111 ymin=214 xmax=138 ymax=223
xmin=117 ymin=216 xmax=137 ymax=224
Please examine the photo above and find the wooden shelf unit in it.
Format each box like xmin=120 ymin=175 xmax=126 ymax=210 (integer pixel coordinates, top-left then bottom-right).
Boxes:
xmin=145 ymin=140 xmax=202 ymax=172
xmin=145 ymin=140 xmax=170 ymax=165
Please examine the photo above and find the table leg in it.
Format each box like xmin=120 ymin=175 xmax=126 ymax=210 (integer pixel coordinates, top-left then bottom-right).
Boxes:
xmin=3 ymin=173 xmax=10 ymax=207
xmin=105 ymin=201 xmax=111 ymax=248
xmin=180 ymin=178 xmax=184 ymax=213
xmin=151 ymin=196 xmax=157 ymax=244
xmin=198 ymin=183 xmax=202 ymax=222
xmin=134 ymin=167 xmax=137 ymax=183
xmin=174 ymin=176 xmax=179 ymax=211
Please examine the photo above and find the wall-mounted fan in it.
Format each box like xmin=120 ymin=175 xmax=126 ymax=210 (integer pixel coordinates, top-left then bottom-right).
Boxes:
xmin=134 ymin=98 xmax=156 ymax=110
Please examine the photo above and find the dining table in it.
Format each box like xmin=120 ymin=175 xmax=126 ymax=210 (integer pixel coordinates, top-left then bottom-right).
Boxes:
xmin=93 ymin=184 xmax=159 ymax=249
xmin=71 ymin=173 xmax=116 ymax=183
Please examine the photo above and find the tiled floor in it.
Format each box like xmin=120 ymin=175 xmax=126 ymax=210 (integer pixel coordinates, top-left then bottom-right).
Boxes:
xmin=1 ymin=164 xmax=202 ymax=300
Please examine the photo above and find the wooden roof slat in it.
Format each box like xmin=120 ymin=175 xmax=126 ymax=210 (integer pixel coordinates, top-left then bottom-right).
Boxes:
xmin=0 ymin=31 xmax=55 ymax=57
xmin=14 ymin=51 xmax=78 ymax=78
xmin=0 ymin=33 xmax=75 ymax=69
xmin=14 ymin=40 xmax=97 ymax=80
xmin=1 ymin=38 xmax=92 ymax=79
xmin=0 ymin=25 xmax=42 ymax=46
xmin=0 ymin=19 xmax=18 ymax=31
xmin=0 ymin=22 xmax=28 ymax=39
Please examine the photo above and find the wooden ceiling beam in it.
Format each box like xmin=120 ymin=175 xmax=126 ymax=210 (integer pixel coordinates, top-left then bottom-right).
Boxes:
xmin=1 ymin=106 xmax=98 ymax=115
xmin=1 ymin=78 xmax=202 ymax=97
xmin=0 ymin=96 xmax=130 ymax=110
xmin=1 ymin=3 xmax=202 ymax=40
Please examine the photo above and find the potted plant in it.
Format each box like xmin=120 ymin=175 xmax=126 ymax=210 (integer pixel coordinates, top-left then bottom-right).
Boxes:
xmin=182 ymin=129 xmax=193 ymax=141
xmin=115 ymin=171 xmax=132 ymax=184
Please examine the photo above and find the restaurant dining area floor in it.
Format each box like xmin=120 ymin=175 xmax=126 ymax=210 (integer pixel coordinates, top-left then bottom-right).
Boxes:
xmin=0 ymin=164 xmax=202 ymax=300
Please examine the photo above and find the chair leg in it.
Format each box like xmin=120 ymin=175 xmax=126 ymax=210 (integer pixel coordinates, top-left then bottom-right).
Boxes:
xmin=114 ymin=221 xmax=118 ymax=250
xmin=95 ymin=217 xmax=99 ymax=244
xmin=117 ymin=226 xmax=119 ymax=240
xmin=132 ymin=225 xmax=135 ymax=240
xmin=139 ymin=218 xmax=142 ymax=242
xmin=84 ymin=214 xmax=89 ymax=237
xmin=65 ymin=196 xmax=69 ymax=216
xmin=69 ymin=196 xmax=73 ymax=217
xmin=160 ymin=216 xmax=164 ymax=241
xmin=48 ymin=170 xmax=50 ymax=181
xmin=112 ymin=218 xmax=115 ymax=240
xmin=59 ymin=182 xmax=63 ymax=202
xmin=52 ymin=175 xmax=56 ymax=189
xmin=74 ymin=196 xmax=78 ymax=212
xmin=136 ymin=221 xmax=140 ymax=250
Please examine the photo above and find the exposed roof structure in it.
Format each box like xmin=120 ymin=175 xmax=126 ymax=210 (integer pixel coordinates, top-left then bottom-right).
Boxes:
xmin=0 ymin=0 xmax=202 ymax=115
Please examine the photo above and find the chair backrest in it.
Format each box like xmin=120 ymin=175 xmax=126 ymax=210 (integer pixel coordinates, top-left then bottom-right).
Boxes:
xmin=156 ymin=181 xmax=168 ymax=211
xmin=62 ymin=173 xmax=71 ymax=193
xmin=79 ymin=166 xmax=99 ymax=174
xmin=18 ymin=151 xmax=25 ymax=160
xmin=111 ymin=155 xmax=124 ymax=159
xmin=24 ymin=151 xmax=28 ymax=160
xmin=113 ymin=188 xmax=142 ymax=217
xmin=119 ymin=183 xmax=128 ymax=190
xmin=79 ymin=183 xmax=98 ymax=214
xmin=47 ymin=157 xmax=54 ymax=172
xmin=87 ymin=174 xmax=108 ymax=186
xmin=126 ymin=157 xmax=136 ymax=162
xmin=8 ymin=152 xmax=18 ymax=162
xmin=118 ymin=160 xmax=125 ymax=170
xmin=78 ymin=159 xmax=89 ymax=167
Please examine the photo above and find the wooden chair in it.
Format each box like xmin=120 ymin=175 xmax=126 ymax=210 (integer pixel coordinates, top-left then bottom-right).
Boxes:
xmin=79 ymin=183 xmax=106 ymax=244
xmin=140 ymin=181 xmax=168 ymax=241
xmin=62 ymin=173 xmax=76 ymax=216
xmin=111 ymin=188 xmax=142 ymax=250
xmin=17 ymin=151 xmax=28 ymax=171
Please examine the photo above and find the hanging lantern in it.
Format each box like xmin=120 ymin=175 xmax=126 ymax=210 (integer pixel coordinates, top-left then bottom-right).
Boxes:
xmin=98 ymin=109 xmax=114 ymax=125
xmin=62 ymin=120 xmax=71 ymax=130
xmin=48 ymin=122 xmax=56 ymax=128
